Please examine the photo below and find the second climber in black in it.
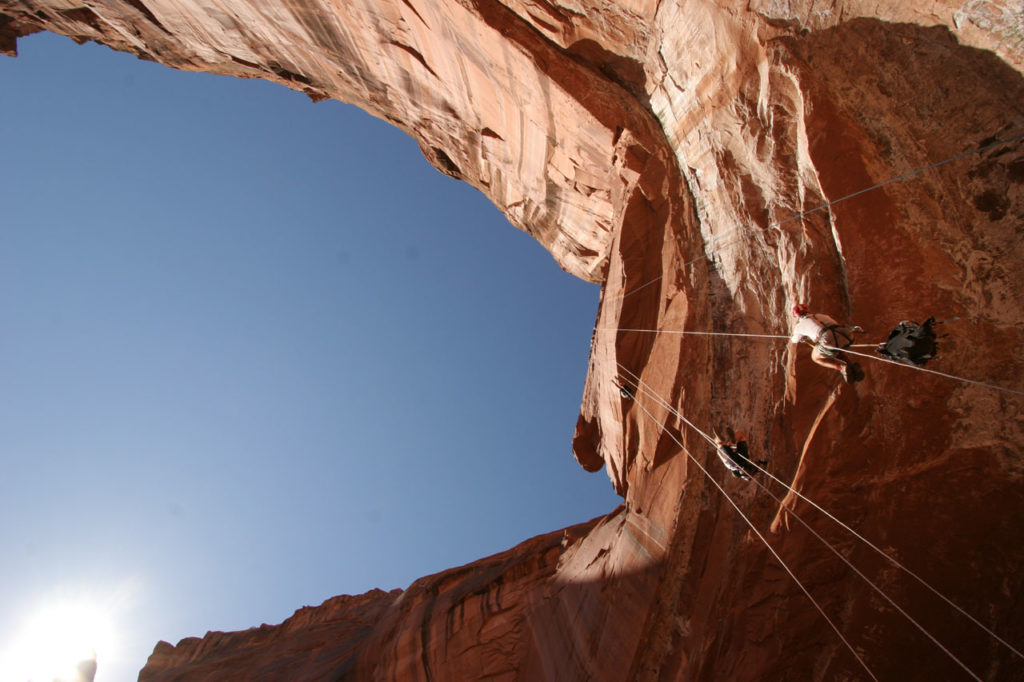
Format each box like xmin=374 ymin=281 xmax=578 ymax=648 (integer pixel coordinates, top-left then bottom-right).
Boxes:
xmin=714 ymin=428 xmax=766 ymax=480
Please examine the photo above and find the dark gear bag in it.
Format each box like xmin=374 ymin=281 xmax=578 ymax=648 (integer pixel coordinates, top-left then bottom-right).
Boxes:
xmin=877 ymin=317 xmax=939 ymax=366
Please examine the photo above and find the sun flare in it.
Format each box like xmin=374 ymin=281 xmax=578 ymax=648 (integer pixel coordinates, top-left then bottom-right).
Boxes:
xmin=0 ymin=600 xmax=114 ymax=682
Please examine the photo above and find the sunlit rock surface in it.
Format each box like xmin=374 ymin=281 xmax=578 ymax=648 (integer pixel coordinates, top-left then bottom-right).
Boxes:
xmin=3 ymin=0 xmax=1022 ymax=679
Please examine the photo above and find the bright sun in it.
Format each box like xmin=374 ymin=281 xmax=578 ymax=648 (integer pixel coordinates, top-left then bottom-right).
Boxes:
xmin=0 ymin=600 xmax=115 ymax=682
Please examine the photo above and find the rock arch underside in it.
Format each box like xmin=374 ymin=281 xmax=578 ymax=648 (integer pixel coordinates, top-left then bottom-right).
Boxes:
xmin=4 ymin=1 xmax=1024 ymax=680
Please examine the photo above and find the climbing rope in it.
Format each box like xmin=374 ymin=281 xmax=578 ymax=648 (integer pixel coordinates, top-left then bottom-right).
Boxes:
xmin=611 ymin=130 xmax=1024 ymax=302
xmin=617 ymin=362 xmax=718 ymax=449
xmin=748 ymin=474 xmax=984 ymax=681
xmin=599 ymin=128 xmax=1024 ymax=664
xmin=826 ymin=345 xmax=1024 ymax=398
xmin=616 ymin=364 xmax=1024 ymax=664
xmin=628 ymin=395 xmax=880 ymax=680
xmin=599 ymin=328 xmax=790 ymax=340
xmin=603 ymin=326 xmax=1024 ymax=398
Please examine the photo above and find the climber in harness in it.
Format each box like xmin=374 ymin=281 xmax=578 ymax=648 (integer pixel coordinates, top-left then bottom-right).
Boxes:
xmin=876 ymin=317 xmax=944 ymax=366
xmin=618 ymin=380 xmax=637 ymax=400
xmin=714 ymin=428 xmax=766 ymax=480
xmin=789 ymin=304 xmax=865 ymax=383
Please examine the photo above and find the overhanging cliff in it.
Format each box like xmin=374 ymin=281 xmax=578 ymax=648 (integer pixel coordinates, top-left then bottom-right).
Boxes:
xmin=3 ymin=1 xmax=1023 ymax=680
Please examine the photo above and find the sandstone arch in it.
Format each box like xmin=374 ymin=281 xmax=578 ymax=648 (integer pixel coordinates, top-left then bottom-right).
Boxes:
xmin=3 ymin=1 xmax=1023 ymax=679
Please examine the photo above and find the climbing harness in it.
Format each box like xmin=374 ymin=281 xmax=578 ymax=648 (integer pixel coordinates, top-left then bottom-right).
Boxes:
xmin=813 ymin=324 xmax=856 ymax=357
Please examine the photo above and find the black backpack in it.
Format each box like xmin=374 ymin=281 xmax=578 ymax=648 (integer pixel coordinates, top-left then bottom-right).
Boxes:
xmin=877 ymin=317 xmax=940 ymax=366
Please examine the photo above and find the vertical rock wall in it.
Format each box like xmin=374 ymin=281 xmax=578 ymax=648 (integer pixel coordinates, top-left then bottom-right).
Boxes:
xmin=2 ymin=0 xmax=1022 ymax=679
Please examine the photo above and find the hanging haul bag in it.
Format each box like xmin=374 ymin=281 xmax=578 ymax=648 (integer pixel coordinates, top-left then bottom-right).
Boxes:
xmin=877 ymin=317 xmax=942 ymax=366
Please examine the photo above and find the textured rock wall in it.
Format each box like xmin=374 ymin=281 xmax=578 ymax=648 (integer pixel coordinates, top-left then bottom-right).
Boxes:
xmin=3 ymin=0 xmax=1023 ymax=680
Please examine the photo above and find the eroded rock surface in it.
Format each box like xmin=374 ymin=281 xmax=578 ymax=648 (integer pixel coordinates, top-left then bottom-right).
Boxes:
xmin=3 ymin=0 xmax=1022 ymax=679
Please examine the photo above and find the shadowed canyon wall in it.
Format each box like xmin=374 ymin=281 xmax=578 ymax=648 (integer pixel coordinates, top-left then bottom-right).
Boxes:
xmin=2 ymin=0 xmax=1022 ymax=679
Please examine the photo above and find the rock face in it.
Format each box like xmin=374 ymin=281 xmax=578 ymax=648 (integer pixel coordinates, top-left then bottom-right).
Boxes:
xmin=4 ymin=1 xmax=1023 ymax=680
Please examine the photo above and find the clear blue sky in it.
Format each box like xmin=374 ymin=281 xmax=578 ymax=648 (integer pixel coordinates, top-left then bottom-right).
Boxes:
xmin=0 ymin=32 xmax=619 ymax=681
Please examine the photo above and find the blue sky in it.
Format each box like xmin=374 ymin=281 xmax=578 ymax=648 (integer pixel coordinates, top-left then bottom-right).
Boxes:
xmin=0 ymin=32 xmax=619 ymax=681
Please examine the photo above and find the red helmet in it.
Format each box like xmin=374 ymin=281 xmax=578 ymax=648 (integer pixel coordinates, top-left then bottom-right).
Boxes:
xmin=792 ymin=303 xmax=810 ymax=318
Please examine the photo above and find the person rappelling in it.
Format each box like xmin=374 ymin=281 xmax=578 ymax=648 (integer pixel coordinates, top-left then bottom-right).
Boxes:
xmin=713 ymin=428 xmax=766 ymax=480
xmin=789 ymin=304 xmax=865 ymax=383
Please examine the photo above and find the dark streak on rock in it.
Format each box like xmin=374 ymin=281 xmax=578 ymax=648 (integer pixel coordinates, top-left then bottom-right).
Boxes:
xmin=283 ymin=0 xmax=383 ymax=96
xmin=122 ymin=0 xmax=170 ymax=34
xmin=230 ymin=56 xmax=262 ymax=70
xmin=1008 ymin=159 xmax=1024 ymax=183
xmin=387 ymin=40 xmax=438 ymax=79
xmin=58 ymin=7 xmax=103 ymax=33
xmin=433 ymin=147 xmax=462 ymax=178
xmin=973 ymin=189 xmax=1008 ymax=220
xmin=527 ymin=12 xmax=559 ymax=34
xmin=419 ymin=584 xmax=437 ymax=682
xmin=401 ymin=0 xmax=430 ymax=28
xmin=270 ymin=63 xmax=313 ymax=85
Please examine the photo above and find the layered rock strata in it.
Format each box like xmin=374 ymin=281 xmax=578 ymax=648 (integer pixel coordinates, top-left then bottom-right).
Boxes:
xmin=3 ymin=0 xmax=1023 ymax=680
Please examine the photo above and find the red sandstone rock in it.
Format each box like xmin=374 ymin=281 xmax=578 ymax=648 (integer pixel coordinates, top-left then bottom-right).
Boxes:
xmin=2 ymin=1 xmax=1022 ymax=680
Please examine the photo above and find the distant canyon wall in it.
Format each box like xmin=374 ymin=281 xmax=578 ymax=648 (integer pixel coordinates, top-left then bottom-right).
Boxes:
xmin=3 ymin=1 xmax=1022 ymax=680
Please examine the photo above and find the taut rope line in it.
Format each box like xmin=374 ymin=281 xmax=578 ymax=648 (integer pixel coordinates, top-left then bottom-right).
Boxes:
xmin=615 ymin=363 xmax=1024 ymax=663
xmin=629 ymin=396 xmax=879 ymax=680
xmin=748 ymin=475 xmax=984 ymax=681
xmin=826 ymin=345 xmax=1024 ymax=398
xmin=603 ymin=326 xmax=1024 ymax=397
xmin=599 ymin=328 xmax=789 ymax=340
